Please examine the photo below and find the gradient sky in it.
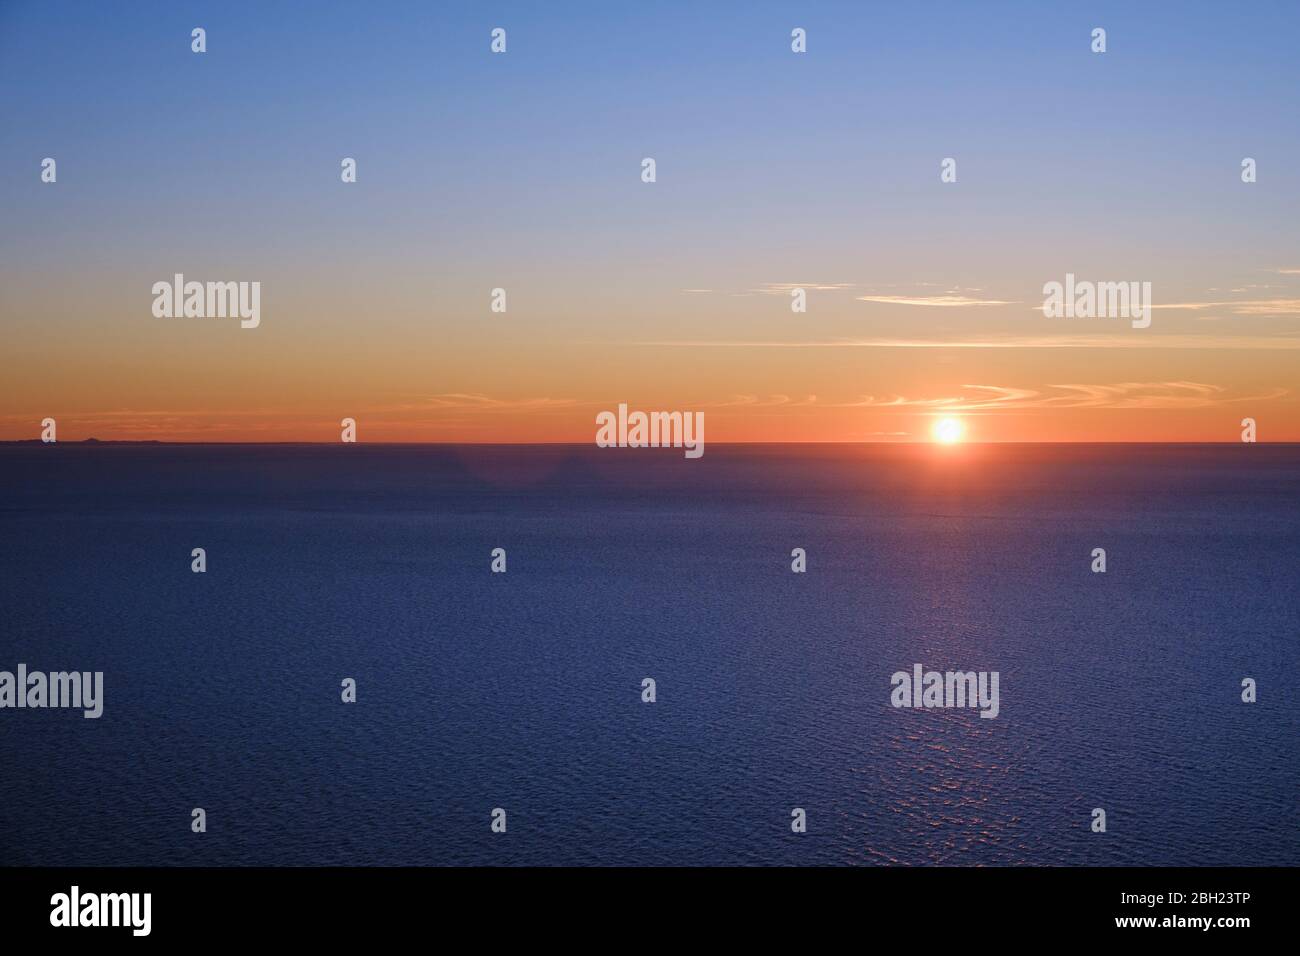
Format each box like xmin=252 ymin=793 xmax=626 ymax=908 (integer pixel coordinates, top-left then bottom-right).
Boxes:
xmin=2 ymin=0 xmax=1298 ymax=442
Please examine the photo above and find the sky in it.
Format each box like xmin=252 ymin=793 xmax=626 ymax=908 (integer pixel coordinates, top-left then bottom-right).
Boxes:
xmin=2 ymin=0 xmax=1298 ymax=442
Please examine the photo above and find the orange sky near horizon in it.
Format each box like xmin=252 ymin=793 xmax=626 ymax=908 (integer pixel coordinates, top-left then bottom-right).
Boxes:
xmin=4 ymin=288 xmax=1298 ymax=443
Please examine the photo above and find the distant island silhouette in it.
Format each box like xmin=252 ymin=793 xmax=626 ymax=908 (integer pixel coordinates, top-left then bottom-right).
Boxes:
xmin=0 ymin=438 xmax=164 ymax=445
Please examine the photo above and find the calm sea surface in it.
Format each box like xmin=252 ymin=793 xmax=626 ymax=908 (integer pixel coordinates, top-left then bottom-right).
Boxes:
xmin=1 ymin=443 xmax=1297 ymax=865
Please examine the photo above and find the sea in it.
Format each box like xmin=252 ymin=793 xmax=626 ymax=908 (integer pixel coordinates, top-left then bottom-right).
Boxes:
xmin=0 ymin=442 xmax=1296 ymax=866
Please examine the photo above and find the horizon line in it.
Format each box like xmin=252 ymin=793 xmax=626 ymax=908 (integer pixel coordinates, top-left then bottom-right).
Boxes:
xmin=4 ymin=439 xmax=1297 ymax=448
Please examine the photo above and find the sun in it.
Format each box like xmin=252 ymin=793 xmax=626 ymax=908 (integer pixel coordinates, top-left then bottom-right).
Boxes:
xmin=932 ymin=417 xmax=964 ymax=444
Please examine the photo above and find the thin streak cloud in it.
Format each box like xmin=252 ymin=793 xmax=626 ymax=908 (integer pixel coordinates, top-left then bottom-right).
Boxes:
xmin=632 ymin=334 xmax=1300 ymax=350
xmin=856 ymin=294 xmax=1018 ymax=307
xmin=835 ymin=382 xmax=1287 ymax=411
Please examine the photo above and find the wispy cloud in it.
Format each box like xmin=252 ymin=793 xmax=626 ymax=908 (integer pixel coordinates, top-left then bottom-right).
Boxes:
xmin=1039 ymin=382 xmax=1286 ymax=409
xmin=633 ymin=333 xmax=1300 ymax=350
xmin=831 ymin=382 xmax=1287 ymax=411
xmin=856 ymin=293 xmax=1017 ymax=307
xmin=755 ymin=282 xmax=855 ymax=294
xmin=1155 ymin=298 xmax=1300 ymax=316
xmin=831 ymin=385 xmax=1037 ymax=409
xmin=681 ymin=282 xmax=856 ymax=296
xmin=389 ymin=394 xmax=580 ymax=412
xmin=707 ymin=394 xmax=818 ymax=408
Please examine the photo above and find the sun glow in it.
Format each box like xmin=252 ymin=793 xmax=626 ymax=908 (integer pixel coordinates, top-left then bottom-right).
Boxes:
xmin=932 ymin=418 xmax=964 ymax=444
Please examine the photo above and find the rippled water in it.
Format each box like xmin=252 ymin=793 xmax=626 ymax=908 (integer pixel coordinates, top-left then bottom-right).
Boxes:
xmin=1 ymin=443 xmax=1296 ymax=865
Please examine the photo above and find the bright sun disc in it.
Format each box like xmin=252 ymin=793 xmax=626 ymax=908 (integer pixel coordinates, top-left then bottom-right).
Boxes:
xmin=933 ymin=418 xmax=963 ymax=444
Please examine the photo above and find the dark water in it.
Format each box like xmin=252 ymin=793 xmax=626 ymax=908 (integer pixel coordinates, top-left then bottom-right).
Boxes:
xmin=1 ymin=443 xmax=1297 ymax=866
